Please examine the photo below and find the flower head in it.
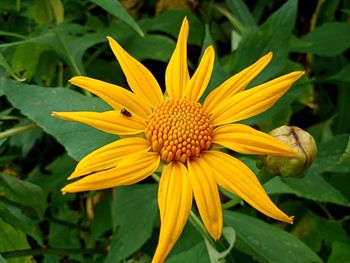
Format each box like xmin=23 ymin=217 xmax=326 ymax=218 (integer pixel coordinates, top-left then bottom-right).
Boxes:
xmin=52 ymin=17 xmax=304 ymax=262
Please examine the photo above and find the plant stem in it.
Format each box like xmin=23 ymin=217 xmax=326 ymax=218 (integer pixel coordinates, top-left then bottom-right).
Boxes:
xmin=0 ymin=123 xmax=38 ymax=140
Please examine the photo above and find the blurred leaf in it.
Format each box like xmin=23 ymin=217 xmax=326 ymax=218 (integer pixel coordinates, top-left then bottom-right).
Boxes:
xmin=31 ymin=0 xmax=53 ymax=24
xmin=0 ymin=217 xmax=30 ymax=263
xmin=200 ymin=25 xmax=229 ymax=100
xmin=2 ymin=79 xmax=115 ymax=161
xmin=0 ymin=173 xmax=46 ymax=218
xmin=224 ymin=211 xmax=323 ymax=263
xmin=233 ymin=0 xmax=298 ymax=84
xmin=328 ymin=242 xmax=350 ymax=263
xmin=91 ymin=0 xmax=144 ymax=37
xmin=51 ymin=0 xmax=64 ymax=24
xmin=0 ymin=255 xmax=8 ymax=263
xmin=139 ymin=9 xmax=204 ymax=45
xmin=327 ymin=64 xmax=350 ymax=82
xmin=11 ymin=42 xmax=41 ymax=79
xmin=0 ymin=52 xmax=25 ymax=82
xmin=225 ymin=0 xmax=257 ymax=27
xmin=107 ymin=184 xmax=158 ymax=263
xmin=10 ymin=120 xmax=42 ymax=157
xmin=292 ymin=22 xmax=350 ymax=56
xmin=0 ymin=202 xmax=42 ymax=244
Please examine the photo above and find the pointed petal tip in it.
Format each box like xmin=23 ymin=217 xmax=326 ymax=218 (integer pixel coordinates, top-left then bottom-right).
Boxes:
xmin=51 ymin=112 xmax=58 ymax=117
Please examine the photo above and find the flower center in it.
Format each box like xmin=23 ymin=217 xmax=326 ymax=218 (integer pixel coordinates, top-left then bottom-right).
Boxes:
xmin=145 ymin=98 xmax=212 ymax=163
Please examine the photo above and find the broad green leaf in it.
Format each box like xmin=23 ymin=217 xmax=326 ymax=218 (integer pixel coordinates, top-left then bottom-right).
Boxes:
xmin=167 ymin=242 xmax=209 ymax=263
xmin=91 ymin=0 xmax=144 ymax=37
xmin=107 ymin=184 xmax=158 ymax=263
xmin=2 ymin=78 xmax=115 ymax=161
xmin=0 ymin=52 xmax=25 ymax=81
xmin=224 ymin=211 xmax=323 ymax=263
xmin=328 ymin=242 xmax=350 ymax=263
xmin=0 ymin=173 xmax=46 ymax=218
xmin=292 ymin=22 xmax=350 ymax=56
xmin=232 ymin=0 xmax=297 ymax=85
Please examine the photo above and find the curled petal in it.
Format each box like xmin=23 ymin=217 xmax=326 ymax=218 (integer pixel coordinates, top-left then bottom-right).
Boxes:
xmin=62 ymin=152 xmax=160 ymax=193
xmin=204 ymin=52 xmax=272 ymax=113
xmin=152 ymin=162 xmax=192 ymax=263
xmin=51 ymin=110 xmax=146 ymax=135
xmin=166 ymin=17 xmax=190 ymax=100
xmin=69 ymin=137 xmax=151 ymax=179
xmin=69 ymin=76 xmax=151 ymax=119
xmin=107 ymin=36 xmax=163 ymax=108
xmin=201 ymin=150 xmax=293 ymax=224
xmin=212 ymin=124 xmax=296 ymax=156
xmin=210 ymin=71 xmax=304 ymax=126
xmin=187 ymin=158 xmax=222 ymax=240
xmin=184 ymin=46 xmax=215 ymax=101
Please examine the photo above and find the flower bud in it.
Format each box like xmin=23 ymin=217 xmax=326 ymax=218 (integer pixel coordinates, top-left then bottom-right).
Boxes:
xmin=257 ymin=126 xmax=317 ymax=178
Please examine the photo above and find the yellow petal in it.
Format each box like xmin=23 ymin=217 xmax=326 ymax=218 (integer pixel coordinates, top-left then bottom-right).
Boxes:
xmin=69 ymin=76 xmax=151 ymax=119
xmin=203 ymin=52 xmax=272 ymax=113
xmin=51 ymin=110 xmax=146 ymax=135
xmin=210 ymin=71 xmax=305 ymax=126
xmin=61 ymin=152 xmax=160 ymax=193
xmin=165 ymin=17 xmax=190 ymax=100
xmin=212 ymin=124 xmax=296 ymax=156
xmin=201 ymin=150 xmax=293 ymax=224
xmin=187 ymin=158 xmax=222 ymax=240
xmin=69 ymin=137 xmax=151 ymax=179
xmin=107 ymin=36 xmax=163 ymax=108
xmin=152 ymin=162 xmax=192 ymax=263
xmin=184 ymin=46 xmax=215 ymax=101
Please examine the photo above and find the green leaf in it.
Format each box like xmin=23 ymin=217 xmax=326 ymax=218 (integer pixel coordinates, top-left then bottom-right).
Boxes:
xmin=0 ymin=173 xmax=46 ymax=218
xmin=2 ymin=78 xmax=115 ymax=161
xmin=139 ymin=9 xmax=204 ymax=45
xmin=224 ymin=211 xmax=323 ymax=263
xmin=107 ymin=184 xmax=158 ymax=263
xmin=0 ymin=217 xmax=30 ymax=263
xmin=0 ymin=255 xmax=8 ymax=263
xmin=225 ymin=0 xmax=256 ymax=27
xmin=232 ymin=0 xmax=297 ymax=84
xmin=0 ymin=202 xmax=43 ymax=245
xmin=91 ymin=0 xmax=144 ymax=37
xmin=328 ymin=242 xmax=350 ymax=263
xmin=205 ymin=227 xmax=236 ymax=263
xmin=167 ymin=222 xmax=210 ymax=263
xmin=11 ymin=42 xmax=40 ymax=79
xmin=292 ymin=22 xmax=350 ymax=56
xmin=0 ymin=52 xmax=25 ymax=82
xmin=264 ymin=175 xmax=349 ymax=206
xmin=327 ymin=63 xmax=350 ymax=82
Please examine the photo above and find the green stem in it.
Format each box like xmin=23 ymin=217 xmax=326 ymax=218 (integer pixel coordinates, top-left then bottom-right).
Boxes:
xmin=222 ymin=196 xmax=241 ymax=209
xmin=2 ymin=248 xmax=105 ymax=258
xmin=0 ymin=31 xmax=26 ymax=39
xmin=211 ymin=4 xmax=245 ymax=34
xmin=0 ymin=124 xmax=38 ymax=139
xmin=188 ymin=210 xmax=216 ymax=247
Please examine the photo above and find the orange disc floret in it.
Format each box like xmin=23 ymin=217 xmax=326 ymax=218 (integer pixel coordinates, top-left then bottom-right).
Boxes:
xmin=145 ymin=99 xmax=212 ymax=163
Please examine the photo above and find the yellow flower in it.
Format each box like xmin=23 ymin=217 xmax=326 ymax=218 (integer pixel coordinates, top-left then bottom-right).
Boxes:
xmin=52 ymin=18 xmax=303 ymax=262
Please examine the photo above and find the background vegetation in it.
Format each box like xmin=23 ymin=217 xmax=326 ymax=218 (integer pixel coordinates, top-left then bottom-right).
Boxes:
xmin=0 ymin=0 xmax=350 ymax=262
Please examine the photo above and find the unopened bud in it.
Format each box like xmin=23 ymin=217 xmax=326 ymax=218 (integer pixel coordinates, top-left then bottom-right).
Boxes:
xmin=257 ymin=126 xmax=317 ymax=178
